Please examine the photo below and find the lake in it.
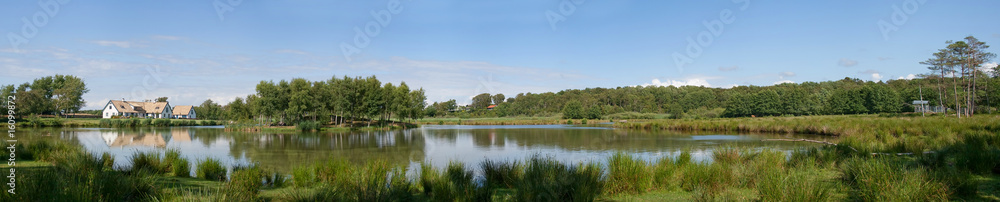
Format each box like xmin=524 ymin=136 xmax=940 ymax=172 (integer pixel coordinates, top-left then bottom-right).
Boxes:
xmin=29 ymin=124 xmax=833 ymax=175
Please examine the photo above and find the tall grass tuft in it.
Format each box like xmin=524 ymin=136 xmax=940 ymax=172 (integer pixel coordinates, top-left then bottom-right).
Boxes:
xmin=196 ymin=158 xmax=227 ymax=181
xmin=481 ymin=159 xmax=522 ymax=189
xmin=172 ymin=157 xmax=191 ymax=177
xmin=515 ymin=155 xmax=604 ymax=201
xmin=129 ymin=151 xmax=163 ymax=174
xmin=605 ymin=152 xmax=652 ymax=195
xmin=681 ymin=162 xmax=735 ymax=201
xmin=221 ymin=164 xmax=264 ymax=201
xmin=652 ymin=155 xmax=681 ymax=190
xmin=841 ymin=157 xmax=948 ymax=201
xmin=292 ymin=166 xmax=315 ymax=187
xmin=756 ymin=167 xmax=834 ymax=201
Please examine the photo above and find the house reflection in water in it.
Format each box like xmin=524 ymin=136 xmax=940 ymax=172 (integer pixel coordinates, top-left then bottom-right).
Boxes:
xmin=99 ymin=129 xmax=191 ymax=148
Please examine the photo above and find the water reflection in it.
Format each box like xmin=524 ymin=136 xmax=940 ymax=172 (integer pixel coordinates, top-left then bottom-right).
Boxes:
xmin=41 ymin=125 xmax=831 ymax=174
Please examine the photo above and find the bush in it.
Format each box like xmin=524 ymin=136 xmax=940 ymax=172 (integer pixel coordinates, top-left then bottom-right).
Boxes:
xmin=297 ymin=121 xmax=321 ymax=131
xmin=139 ymin=119 xmax=152 ymax=126
xmin=606 ymin=152 xmax=652 ymax=195
xmin=196 ymin=158 xmax=227 ymax=181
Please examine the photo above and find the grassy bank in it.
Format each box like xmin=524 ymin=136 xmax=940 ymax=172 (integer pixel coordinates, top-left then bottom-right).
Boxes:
xmin=615 ymin=114 xmax=1000 ymax=154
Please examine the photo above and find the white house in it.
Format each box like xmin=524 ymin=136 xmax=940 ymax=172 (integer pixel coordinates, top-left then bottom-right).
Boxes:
xmin=102 ymin=100 xmax=172 ymax=118
xmin=171 ymin=105 xmax=197 ymax=119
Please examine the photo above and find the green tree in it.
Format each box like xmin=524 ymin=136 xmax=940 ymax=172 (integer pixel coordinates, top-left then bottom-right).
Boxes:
xmin=827 ymin=89 xmax=867 ymax=114
xmin=585 ymin=105 xmax=602 ymax=119
xmin=753 ymin=89 xmax=781 ymax=116
xmin=562 ymin=100 xmax=583 ymax=119
xmin=863 ymin=83 xmax=902 ymax=113
xmin=723 ymin=91 xmax=753 ymax=117
xmin=492 ymin=94 xmax=505 ymax=105
xmin=471 ymin=93 xmax=492 ymax=110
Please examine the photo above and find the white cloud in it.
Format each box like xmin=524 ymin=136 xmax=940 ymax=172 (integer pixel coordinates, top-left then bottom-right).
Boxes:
xmin=980 ymin=62 xmax=997 ymax=75
xmin=92 ymin=40 xmax=132 ymax=48
xmin=641 ymin=78 xmax=712 ymax=87
xmin=773 ymin=80 xmax=795 ymax=85
xmin=896 ymin=74 xmax=917 ymax=80
xmin=871 ymin=73 xmax=883 ymax=81
xmin=838 ymin=58 xmax=858 ymax=67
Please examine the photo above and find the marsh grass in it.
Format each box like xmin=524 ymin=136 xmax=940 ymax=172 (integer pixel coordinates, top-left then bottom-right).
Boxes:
xmin=197 ymin=158 xmax=227 ymax=181
xmin=481 ymin=159 xmax=522 ymax=189
xmin=515 ymin=155 xmax=605 ymax=201
xmin=606 ymin=152 xmax=652 ymax=195
xmin=172 ymin=157 xmax=191 ymax=177
xmin=2 ymin=140 xmax=159 ymax=201
xmin=221 ymin=164 xmax=264 ymax=201
xmin=129 ymin=151 xmax=164 ymax=174
xmin=842 ymin=157 xmax=948 ymax=201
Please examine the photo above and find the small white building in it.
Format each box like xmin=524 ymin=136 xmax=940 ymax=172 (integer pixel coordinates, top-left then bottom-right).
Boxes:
xmin=171 ymin=105 xmax=197 ymax=119
xmin=102 ymin=100 xmax=172 ymax=118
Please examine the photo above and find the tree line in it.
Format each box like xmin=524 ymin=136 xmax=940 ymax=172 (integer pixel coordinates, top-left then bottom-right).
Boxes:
xmin=210 ymin=76 xmax=427 ymax=126
xmin=423 ymin=37 xmax=998 ymax=119
xmin=1 ymin=75 xmax=89 ymax=117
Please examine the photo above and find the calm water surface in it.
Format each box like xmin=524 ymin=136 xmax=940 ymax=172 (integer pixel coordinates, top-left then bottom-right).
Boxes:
xmin=30 ymin=124 xmax=833 ymax=175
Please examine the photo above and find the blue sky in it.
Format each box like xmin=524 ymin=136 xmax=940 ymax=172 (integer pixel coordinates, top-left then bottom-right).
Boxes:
xmin=2 ymin=0 xmax=999 ymax=109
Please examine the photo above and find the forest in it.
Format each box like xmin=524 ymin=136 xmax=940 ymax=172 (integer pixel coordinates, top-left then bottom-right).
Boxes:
xmin=428 ymin=36 xmax=999 ymax=119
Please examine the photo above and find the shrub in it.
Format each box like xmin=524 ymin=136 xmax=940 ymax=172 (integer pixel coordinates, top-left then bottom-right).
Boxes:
xmin=196 ymin=158 xmax=227 ymax=181
xmin=297 ymin=121 xmax=321 ymax=131
xmin=139 ymin=119 xmax=152 ymax=126
xmin=606 ymin=152 xmax=652 ymax=195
